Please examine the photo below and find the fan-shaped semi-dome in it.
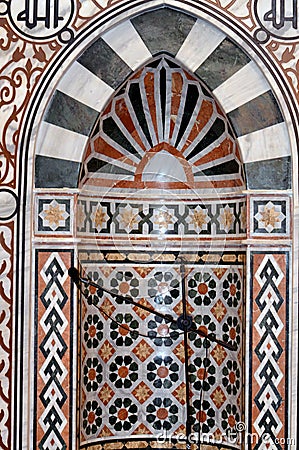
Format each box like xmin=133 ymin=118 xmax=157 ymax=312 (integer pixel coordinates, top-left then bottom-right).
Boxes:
xmin=81 ymin=56 xmax=244 ymax=193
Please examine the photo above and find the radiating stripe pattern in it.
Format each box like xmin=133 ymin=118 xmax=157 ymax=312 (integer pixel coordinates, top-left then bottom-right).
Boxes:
xmin=34 ymin=6 xmax=291 ymax=190
xmin=81 ymin=57 xmax=244 ymax=192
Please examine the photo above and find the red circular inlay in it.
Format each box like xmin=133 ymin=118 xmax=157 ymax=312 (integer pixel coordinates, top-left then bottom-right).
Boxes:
xmin=88 ymin=411 xmax=95 ymax=424
xmin=198 ymin=283 xmax=208 ymax=295
xmin=229 ymin=328 xmax=236 ymax=340
xmin=196 ymin=410 xmax=207 ymax=423
xmin=157 ymin=366 xmax=168 ymax=378
xmin=157 ymin=408 xmax=168 ymax=420
xmin=118 ymin=366 xmax=129 ymax=378
xmin=158 ymin=324 xmax=169 ymax=336
xmin=89 ymin=325 xmax=96 ymax=337
xmin=88 ymin=368 xmax=96 ymax=381
xmin=198 ymin=326 xmax=207 ymax=336
xmin=119 ymin=324 xmax=129 ymax=336
xmin=89 ymin=285 xmax=97 ymax=294
xmin=118 ymin=408 xmax=128 ymax=420
xmin=197 ymin=368 xmax=207 ymax=380
xmin=229 ymin=371 xmax=236 ymax=384
xmin=119 ymin=281 xmax=130 ymax=294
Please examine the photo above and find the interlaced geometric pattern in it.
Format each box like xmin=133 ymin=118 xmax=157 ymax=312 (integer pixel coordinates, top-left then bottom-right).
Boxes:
xmin=35 ymin=251 xmax=73 ymax=449
xmin=76 ymin=197 xmax=246 ymax=238
xmin=251 ymin=252 xmax=288 ymax=449
xmin=80 ymin=251 xmax=244 ymax=448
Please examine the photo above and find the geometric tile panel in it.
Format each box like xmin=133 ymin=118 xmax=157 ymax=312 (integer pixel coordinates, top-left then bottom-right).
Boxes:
xmin=79 ymin=251 xmax=244 ymax=448
xmin=34 ymin=250 xmax=74 ymax=449
xmin=77 ymin=197 xmax=246 ymax=239
xmin=250 ymin=196 xmax=290 ymax=237
xmin=35 ymin=195 xmax=74 ymax=235
xmin=250 ymin=252 xmax=289 ymax=448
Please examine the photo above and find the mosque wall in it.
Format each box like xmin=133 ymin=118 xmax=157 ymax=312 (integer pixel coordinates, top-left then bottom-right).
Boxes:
xmin=0 ymin=1 xmax=298 ymax=449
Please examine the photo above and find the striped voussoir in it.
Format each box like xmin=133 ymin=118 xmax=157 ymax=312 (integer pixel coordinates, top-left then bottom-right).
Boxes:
xmin=34 ymin=7 xmax=291 ymax=190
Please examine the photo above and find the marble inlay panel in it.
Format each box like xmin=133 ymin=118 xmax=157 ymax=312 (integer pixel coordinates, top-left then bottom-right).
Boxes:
xmin=44 ymin=90 xmax=99 ymax=136
xmin=56 ymin=61 xmax=115 ymax=113
xmin=176 ymin=18 xmax=225 ymax=72
xmin=102 ymin=20 xmax=152 ymax=71
xmin=76 ymin=197 xmax=246 ymax=238
xmin=213 ymin=61 xmax=270 ymax=114
xmin=195 ymin=38 xmax=251 ymax=91
xmin=237 ymin=122 xmax=291 ymax=163
xmin=81 ymin=56 xmax=244 ymax=192
xmin=250 ymin=197 xmax=290 ymax=237
xmin=77 ymin=37 xmax=132 ymax=90
xmin=35 ymin=195 xmax=74 ymax=235
xmin=79 ymin=251 xmax=244 ymax=448
xmin=244 ymin=157 xmax=292 ymax=191
xmin=131 ymin=9 xmax=196 ymax=56
xmin=227 ymin=91 xmax=284 ymax=137
xmin=250 ymin=251 xmax=289 ymax=448
xmin=34 ymin=250 xmax=74 ymax=449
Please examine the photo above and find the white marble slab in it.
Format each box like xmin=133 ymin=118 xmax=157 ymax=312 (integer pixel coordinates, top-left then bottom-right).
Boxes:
xmin=176 ymin=18 xmax=225 ymax=72
xmin=237 ymin=122 xmax=291 ymax=163
xmin=102 ymin=20 xmax=152 ymax=70
xmin=56 ymin=61 xmax=114 ymax=112
xmin=213 ymin=61 xmax=270 ymax=113
xmin=35 ymin=122 xmax=88 ymax=162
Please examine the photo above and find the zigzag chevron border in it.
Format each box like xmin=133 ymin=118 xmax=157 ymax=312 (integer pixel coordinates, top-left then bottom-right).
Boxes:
xmin=249 ymin=251 xmax=289 ymax=449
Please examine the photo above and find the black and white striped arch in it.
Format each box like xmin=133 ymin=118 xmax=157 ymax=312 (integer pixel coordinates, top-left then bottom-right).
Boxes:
xmin=35 ymin=7 xmax=291 ymax=190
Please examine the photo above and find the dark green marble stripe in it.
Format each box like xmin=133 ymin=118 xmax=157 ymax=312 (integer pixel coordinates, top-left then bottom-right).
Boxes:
xmin=87 ymin=158 xmax=134 ymax=176
xmin=195 ymin=38 xmax=250 ymax=90
xmin=131 ymin=8 xmax=196 ymax=56
xmin=44 ymin=90 xmax=99 ymax=136
xmin=77 ymin=37 xmax=132 ymax=90
xmin=228 ymin=91 xmax=284 ymax=137
xmin=35 ymin=156 xmax=80 ymax=188
xmin=244 ymin=157 xmax=291 ymax=190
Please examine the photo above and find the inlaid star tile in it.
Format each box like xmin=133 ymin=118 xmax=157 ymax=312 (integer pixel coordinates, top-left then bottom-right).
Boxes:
xmin=98 ymin=339 xmax=115 ymax=362
xmin=211 ymin=344 xmax=227 ymax=366
xmin=211 ymin=386 xmax=226 ymax=408
xmin=217 ymin=205 xmax=234 ymax=233
xmin=172 ymin=382 xmax=187 ymax=405
xmin=254 ymin=201 xmax=285 ymax=233
xmin=186 ymin=205 xmax=210 ymax=232
xmin=99 ymin=297 xmax=116 ymax=320
xmin=173 ymin=302 xmax=194 ymax=316
xmin=173 ymin=341 xmax=194 ymax=363
xmin=151 ymin=206 xmax=176 ymax=233
xmin=132 ymin=381 xmax=153 ymax=404
xmin=133 ymin=298 xmax=152 ymax=319
xmin=211 ymin=299 xmax=227 ymax=323
xmin=98 ymin=383 xmax=115 ymax=406
xmin=133 ymin=339 xmax=154 ymax=362
xmin=92 ymin=205 xmax=109 ymax=231
xmin=38 ymin=199 xmax=69 ymax=231
xmin=116 ymin=204 xmax=140 ymax=233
